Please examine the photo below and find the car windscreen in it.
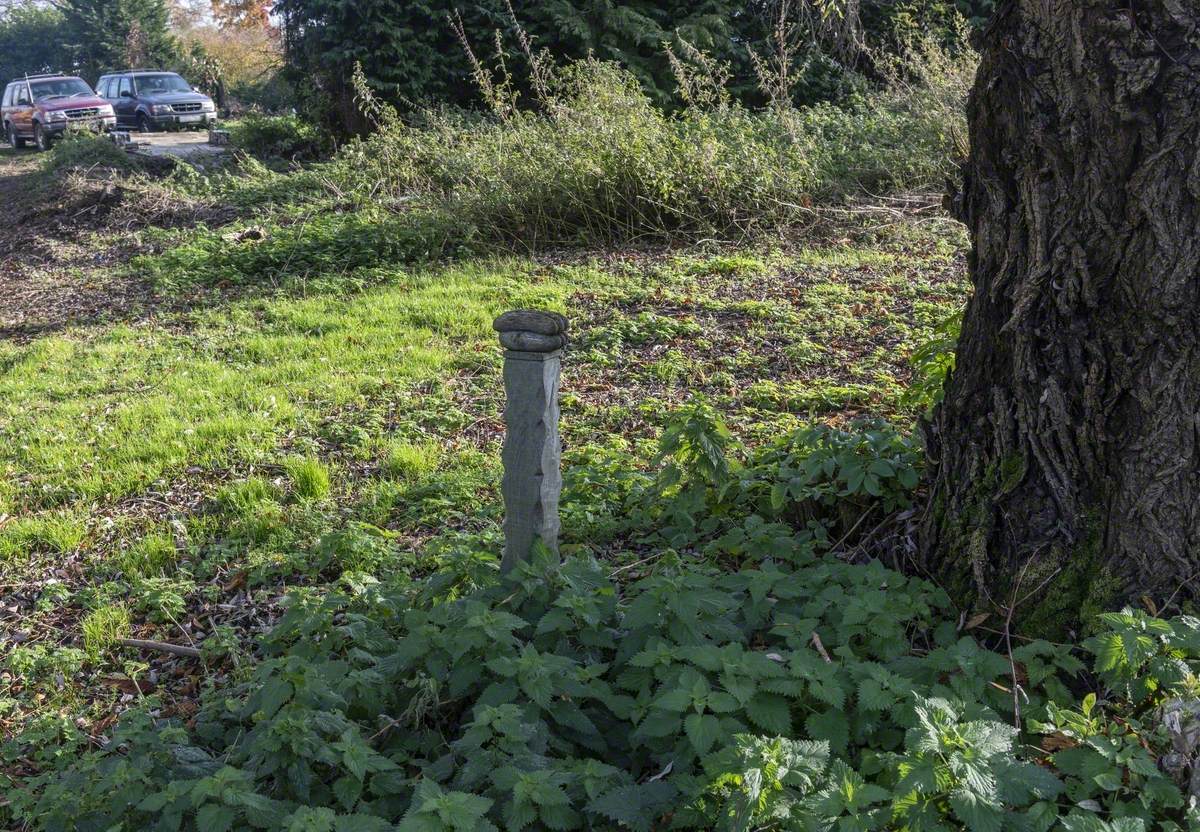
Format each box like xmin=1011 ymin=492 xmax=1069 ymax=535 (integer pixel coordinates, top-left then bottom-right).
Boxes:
xmin=30 ymin=78 xmax=94 ymax=101
xmin=135 ymin=74 xmax=192 ymax=94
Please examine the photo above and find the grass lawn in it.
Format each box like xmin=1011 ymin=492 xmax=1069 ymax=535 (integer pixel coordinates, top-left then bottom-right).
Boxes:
xmin=0 ymin=143 xmax=967 ymax=772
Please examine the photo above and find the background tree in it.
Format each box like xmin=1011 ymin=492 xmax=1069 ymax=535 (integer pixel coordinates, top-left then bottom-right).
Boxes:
xmin=923 ymin=0 xmax=1200 ymax=632
xmin=0 ymin=4 xmax=65 ymax=82
xmin=210 ymin=0 xmax=270 ymax=29
xmin=275 ymin=0 xmax=992 ymax=133
xmin=55 ymin=0 xmax=176 ymax=79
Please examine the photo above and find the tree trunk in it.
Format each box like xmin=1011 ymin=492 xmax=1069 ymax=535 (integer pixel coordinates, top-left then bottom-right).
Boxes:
xmin=923 ymin=0 xmax=1200 ymax=635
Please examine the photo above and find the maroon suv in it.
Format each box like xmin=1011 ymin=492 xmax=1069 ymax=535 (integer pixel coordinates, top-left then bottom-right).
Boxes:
xmin=2 ymin=74 xmax=116 ymax=151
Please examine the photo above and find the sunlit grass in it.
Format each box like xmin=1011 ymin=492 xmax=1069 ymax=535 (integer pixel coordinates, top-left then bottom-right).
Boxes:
xmin=0 ymin=260 xmax=572 ymax=515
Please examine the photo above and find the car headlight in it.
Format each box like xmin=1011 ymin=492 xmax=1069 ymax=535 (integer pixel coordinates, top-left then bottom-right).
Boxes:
xmin=151 ymin=104 xmax=173 ymax=115
xmin=98 ymin=104 xmax=114 ymax=117
xmin=202 ymin=100 xmax=215 ymax=112
xmin=46 ymin=110 xmax=67 ymax=121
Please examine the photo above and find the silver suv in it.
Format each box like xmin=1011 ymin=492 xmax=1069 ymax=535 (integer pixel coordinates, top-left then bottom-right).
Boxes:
xmin=96 ymin=70 xmax=216 ymax=133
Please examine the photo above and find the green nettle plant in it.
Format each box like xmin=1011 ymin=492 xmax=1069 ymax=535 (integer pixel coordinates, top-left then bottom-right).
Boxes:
xmin=9 ymin=410 xmax=1200 ymax=831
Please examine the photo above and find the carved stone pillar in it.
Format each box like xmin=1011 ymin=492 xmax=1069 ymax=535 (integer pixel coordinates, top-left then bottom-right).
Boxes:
xmin=493 ymin=310 xmax=568 ymax=573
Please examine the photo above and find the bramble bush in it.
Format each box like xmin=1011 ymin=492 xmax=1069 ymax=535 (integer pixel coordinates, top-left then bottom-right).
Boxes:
xmin=128 ymin=32 xmax=976 ymax=295
xmin=9 ymin=408 xmax=1200 ymax=831
xmin=229 ymin=114 xmax=333 ymax=163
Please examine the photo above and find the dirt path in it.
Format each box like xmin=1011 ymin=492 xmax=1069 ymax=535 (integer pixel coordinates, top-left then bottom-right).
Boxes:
xmin=0 ymin=147 xmax=152 ymax=341
xmin=132 ymin=130 xmax=228 ymax=162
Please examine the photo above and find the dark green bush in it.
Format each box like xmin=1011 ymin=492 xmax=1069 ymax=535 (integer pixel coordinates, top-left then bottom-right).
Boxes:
xmin=277 ymin=46 xmax=971 ymax=245
xmin=43 ymin=131 xmax=142 ymax=175
xmin=229 ymin=114 xmax=332 ymax=162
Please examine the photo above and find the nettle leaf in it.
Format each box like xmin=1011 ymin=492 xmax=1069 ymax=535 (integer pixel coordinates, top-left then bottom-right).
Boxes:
xmin=196 ymin=804 xmax=237 ymax=832
xmin=948 ymin=789 xmax=1003 ymax=832
xmin=856 ymin=677 xmax=892 ymax=712
xmin=656 ymin=687 xmax=694 ymax=713
xmin=639 ymin=711 xmax=682 ymax=739
xmin=805 ymin=710 xmax=850 ymax=755
xmin=333 ymin=775 xmax=363 ymax=810
xmin=334 ymin=815 xmax=394 ymax=832
xmin=685 ymin=712 xmax=723 ymax=754
xmin=285 ymin=806 xmax=337 ymax=832
xmin=586 ymin=782 xmax=677 ymax=832
xmin=744 ymin=693 xmax=792 ymax=735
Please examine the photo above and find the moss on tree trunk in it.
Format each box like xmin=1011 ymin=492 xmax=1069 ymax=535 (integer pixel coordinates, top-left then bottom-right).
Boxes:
xmin=923 ymin=0 xmax=1200 ymax=638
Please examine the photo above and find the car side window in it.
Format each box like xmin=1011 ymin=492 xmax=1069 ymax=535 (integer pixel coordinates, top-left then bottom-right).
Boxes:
xmin=2 ymin=85 xmax=10 ymax=107
xmin=118 ymin=77 xmax=131 ymax=98
xmin=15 ymin=84 xmax=29 ymax=106
xmin=97 ymin=79 xmax=110 ymax=98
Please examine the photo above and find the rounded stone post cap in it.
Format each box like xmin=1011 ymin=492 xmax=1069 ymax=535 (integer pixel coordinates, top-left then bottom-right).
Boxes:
xmin=493 ymin=310 xmax=569 ymax=336
xmin=494 ymin=310 xmax=569 ymax=353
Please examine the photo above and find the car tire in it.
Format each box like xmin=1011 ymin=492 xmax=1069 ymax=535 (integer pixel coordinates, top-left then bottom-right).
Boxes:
xmin=6 ymin=122 xmax=26 ymax=149
xmin=34 ymin=123 xmax=51 ymax=152
xmin=137 ymin=113 xmax=154 ymax=134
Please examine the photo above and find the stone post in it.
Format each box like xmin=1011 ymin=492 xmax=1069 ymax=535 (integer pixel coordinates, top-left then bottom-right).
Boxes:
xmin=493 ymin=310 xmax=568 ymax=573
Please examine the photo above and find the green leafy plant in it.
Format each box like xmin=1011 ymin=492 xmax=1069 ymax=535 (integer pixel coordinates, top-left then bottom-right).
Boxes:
xmin=12 ymin=412 xmax=1199 ymax=832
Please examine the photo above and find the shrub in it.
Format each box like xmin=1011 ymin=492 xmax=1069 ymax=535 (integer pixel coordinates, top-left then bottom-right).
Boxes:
xmin=228 ymin=114 xmax=331 ymax=162
xmin=43 ymin=130 xmax=140 ymax=175
xmin=320 ymin=54 xmax=972 ymax=247
xmin=904 ymin=309 xmax=962 ymax=416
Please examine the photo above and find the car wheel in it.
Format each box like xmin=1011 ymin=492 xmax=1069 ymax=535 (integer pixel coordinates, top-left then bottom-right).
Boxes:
xmin=137 ymin=114 xmax=154 ymax=134
xmin=34 ymin=123 xmax=51 ymax=152
xmin=6 ymin=122 xmax=25 ymax=149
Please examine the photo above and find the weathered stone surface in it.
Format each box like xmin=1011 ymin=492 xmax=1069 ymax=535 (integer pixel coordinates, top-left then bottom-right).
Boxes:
xmin=498 ymin=331 xmax=568 ymax=352
xmin=499 ymin=348 xmax=562 ymax=573
xmin=493 ymin=310 xmax=568 ymax=336
xmin=1160 ymin=699 xmax=1200 ymax=799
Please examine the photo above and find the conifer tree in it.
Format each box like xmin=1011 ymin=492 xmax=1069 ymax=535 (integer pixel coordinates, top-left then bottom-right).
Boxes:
xmin=55 ymin=0 xmax=176 ymax=79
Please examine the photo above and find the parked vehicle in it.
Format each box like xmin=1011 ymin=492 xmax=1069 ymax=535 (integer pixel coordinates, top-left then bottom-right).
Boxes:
xmin=2 ymin=75 xmax=116 ymax=151
xmin=96 ymin=70 xmax=216 ymax=133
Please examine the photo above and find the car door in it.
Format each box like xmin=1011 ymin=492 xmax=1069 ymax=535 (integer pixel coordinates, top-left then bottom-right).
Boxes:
xmin=115 ymin=76 xmax=136 ymax=126
xmin=1 ymin=84 xmax=12 ymax=133
xmin=11 ymin=82 xmax=33 ymax=137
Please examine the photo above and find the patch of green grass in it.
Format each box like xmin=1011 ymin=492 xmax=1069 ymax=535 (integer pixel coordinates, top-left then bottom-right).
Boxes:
xmin=382 ymin=439 xmax=442 ymax=482
xmin=116 ymin=532 xmax=178 ymax=579
xmin=0 ymin=200 xmax=968 ymax=777
xmin=0 ymin=260 xmax=572 ymax=514
xmin=216 ymin=477 xmax=278 ymax=518
xmin=284 ymin=456 xmax=332 ymax=501
xmin=685 ymin=254 xmax=767 ymax=277
xmin=81 ymin=606 xmax=130 ymax=661
xmin=0 ymin=512 xmax=87 ymax=561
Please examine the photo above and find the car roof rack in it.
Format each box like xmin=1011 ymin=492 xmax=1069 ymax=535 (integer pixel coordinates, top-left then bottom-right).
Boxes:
xmin=23 ymin=73 xmax=69 ymax=80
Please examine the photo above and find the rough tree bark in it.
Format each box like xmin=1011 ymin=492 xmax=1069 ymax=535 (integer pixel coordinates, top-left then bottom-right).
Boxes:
xmin=923 ymin=0 xmax=1200 ymax=633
